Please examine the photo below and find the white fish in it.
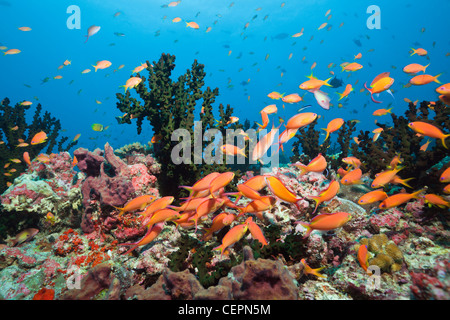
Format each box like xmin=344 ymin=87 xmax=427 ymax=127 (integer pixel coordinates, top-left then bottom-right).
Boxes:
xmin=310 ymin=89 xmax=330 ymax=110
xmin=85 ymin=25 xmax=101 ymax=43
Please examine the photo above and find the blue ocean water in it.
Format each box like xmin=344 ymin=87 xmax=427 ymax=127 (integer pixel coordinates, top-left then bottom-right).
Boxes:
xmin=1 ymin=0 xmax=449 ymax=156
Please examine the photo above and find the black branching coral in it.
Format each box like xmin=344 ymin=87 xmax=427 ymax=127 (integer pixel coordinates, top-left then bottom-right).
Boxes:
xmin=0 ymin=98 xmax=78 ymax=194
xmin=115 ymin=53 xmax=245 ymax=198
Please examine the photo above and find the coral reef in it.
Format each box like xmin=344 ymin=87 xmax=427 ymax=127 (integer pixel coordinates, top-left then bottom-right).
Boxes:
xmin=359 ymin=233 xmax=404 ymax=273
xmin=350 ymin=100 xmax=450 ymax=193
xmin=115 ymin=53 xmax=246 ymax=198
xmin=0 ymin=98 xmax=78 ymax=194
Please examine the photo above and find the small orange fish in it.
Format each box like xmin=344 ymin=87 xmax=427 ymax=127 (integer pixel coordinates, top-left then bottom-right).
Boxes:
xmin=238 ymin=196 xmax=276 ymax=215
xmin=341 ymin=62 xmax=363 ymax=72
xmin=261 ymin=104 xmax=277 ymax=114
xmin=358 ymin=189 xmax=388 ymax=205
xmin=410 ymin=73 xmax=442 ymax=86
xmin=293 ymin=153 xmax=327 ymax=175
xmin=213 ymin=223 xmax=248 ymax=257
xmin=420 ymin=139 xmax=431 ymax=151
xmin=342 ymin=156 xmax=361 ymax=169
xmin=299 ymin=75 xmax=332 ymax=91
xmin=410 ymin=48 xmax=427 ymax=56
xmin=408 ymin=121 xmax=450 ymax=149
xmin=4 ymin=49 xmax=21 ymax=55
xmin=180 ymin=172 xmax=221 ymax=196
xmin=282 ymin=93 xmax=303 ymax=104
xmin=357 ymin=244 xmax=369 ymax=273
xmin=114 ymin=195 xmax=155 ymax=216
xmin=243 ymin=175 xmax=267 ymax=191
xmin=297 ymin=211 xmax=351 ymax=238
xmin=92 ymin=60 xmax=112 ymax=72
xmin=267 ymin=91 xmax=284 ymax=100
xmin=340 ymin=168 xmax=363 ymax=185
xmin=202 ymin=212 xmax=230 ymax=241
xmin=443 ymin=184 xmax=450 ymax=194
xmin=435 ymin=83 xmax=450 ymax=96
xmin=300 ymin=259 xmax=326 ymax=278
xmin=379 ymin=189 xmax=424 ymax=209
xmin=251 ymin=125 xmax=279 ymax=163
xmin=237 ymin=183 xmax=263 ymax=200
xmin=371 ymin=167 xmax=403 ymax=188
xmin=186 ymin=21 xmax=200 ymax=29
xmin=337 ymin=84 xmax=353 ymax=101
xmin=354 ymin=53 xmax=362 ymax=60
xmin=424 ymin=194 xmax=450 ymax=208
xmin=72 ymin=155 xmax=78 ymax=167
xmin=372 ymin=107 xmax=393 ymax=116
xmin=403 ymin=63 xmax=429 ymax=74
xmin=285 ymin=112 xmax=318 ymax=130
xmin=143 ymin=208 xmax=180 ymax=228
xmin=221 ymin=144 xmax=246 ymax=158
xmin=440 ymin=167 xmax=450 ymax=183
xmin=322 ymin=118 xmax=345 ymax=143
xmin=246 ymin=217 xmax=268 ymax=247
xmin=365 ymin=76 xmax=394 ymax=103
xmin=120 ymin=222 xmax=165 ymax=255
xmin=265 ymin=176 xmax=303 ymax=208
xmin=210 ymin=172 xmax=235 ymax=195
xmin=309 ymin=180 xmax=340 ymax=214
xmin=30 ymin=131 xmax=47 ymax=145
xmin=318 ymin=22 xmax=327 ymax=30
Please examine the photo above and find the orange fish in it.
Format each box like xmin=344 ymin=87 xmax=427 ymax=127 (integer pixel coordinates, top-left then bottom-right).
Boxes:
xmin=23 ymin=152 xmax=31 ymax=166
xmin=221 ymin=144 xmax=246 ymax=157
xmin=410 ymin=73 xmax=442 ymax=86
xmin=318 ymin=22 xmax=327 ymax=30
xmin=340 ymin=168 xmax=363 ymax=185
xmin=410 ymin=48 xmax=427 ymax=56
xmin=358 ymin=189 xmax=388 ymax=205
xmin=300 ymin=259 xmax=326 ymax=278
xmin=379 ymin=189 xmax=424 ymax=209
xmin=267 ymin=91 xmax=284 ymax=100
xmin=408 ymin=121 xmax=450 ymax=149
xmin=285 ymin=112 xmax=317 ymax=130
xmin=243 ymin=175 xmax=267 ymax=191
xmin=3 ymin=49 xmax=21 ymax=55
xmin=297 ymin=211 xmax=351 ymax=238
xmin=282 ymin=93 xmax=303 ymax=104
xmin=202 ymin=212 xmax=230 ymax=241
xmin=210 ymin=172 xmax=235 ymax=195
xmin=251 ymin=125 xmax=279 ymax=164
xmin=424 ymin=194 xmax=450 ymax=208
xmin=354 ymin=53 xmax=362 ymax=60
xmin=391 ymin=175 xmax=414 ymax=189
xmin=341 ymin=62 xmax=363 ymax=72
xmin=443 ymin=184 xmax=450 ymax=194
xmin=365 ymin=76 xmax=394 ymax=103
xmin=140 ymin=196 xmax=175 ymax=218
xmin=322 ymin=118 xmax=345 ymax=143
xmin=72 ymin=155 xmax=78 ymax=167
xmin=372 ymin=127 xmax=384 ymax=142
xmin=337 ymin=84 xmax=353 ymax=100
xmin=246 ymin=217 xmax=268 ymax=247
xmin=265 ymin=176 xmax=303 ymax=208
xmin=299 ymin=75 xmax=332 ymax=91
xmin=30 ymin=131 xmax=47 ymax=145
xmin=189 ymin=198 xmax=225 ymax=230
xmin=238 ymin=196 xmax=276 ymax=215
xmin=256 ymin=111 xmax=269 ymax=130
xmin=440 ymin=167 xmax=450 ymax=183
xmin=293 ymin=153 xmax=327 ymax=175
xmin=120 ymin=222 xmax=164 ymax=255
xmin=213 ymin=222 xmax=248 ymax=257
xmin=261 ymin=104 xmax=277 ymax=114
xmin=114 ymin=195 xmax=155 ymax=216
xmin=357 ymin=244 xmax=369 ymax=273
xmin=143 ymin=208 xmax=180 ymax=228
xmin=277 ymin=128 xmax=298 ymax=152
xmin=420 ymin=139 xmax=432 ymax=151
xmin=435 ymin=83 xmax=450 ymax=96
xmin=92 ymin=60 xmax=112 ymax=72
xmin=403 ymin=63 xmax=429 ymax=74
xmin=237 ymin=183 xmax=263 ymax=200
xmin=180 ymin=172 xmax=221 ymax=196
xmin=372 ymin=107 xmax=392 ymax=116
xmin=371 ymin=167 xmax=403 ymax=188
xmin=186 ymin=21 xmax=200 ymax=29
xmin=121 ymin=77 xmax=142 ymax=92
xmin=309 ymin=180 xmax=340 ymax=214
xmin=342 ymin=156 xmax=361 ymax=169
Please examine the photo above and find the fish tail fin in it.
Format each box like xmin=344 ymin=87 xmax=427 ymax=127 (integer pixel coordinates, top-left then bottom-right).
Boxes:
xmin=311 ymin=197 xmax=320 ymax=214
xmin=336 ymin=92 xmax=344 ymax=101
xmin=324 ymin=77 xmax=333 ymax=87
xmin=423 ymin=63 xmax=430 ymax=72
xmin=309 ymin=266 xmax=327 ymax=278
xmin=400 ymin=177 xmax=415 ymax=189
xmin=410 ymin=48 xmax=416 ymax=56
xmin=92 ymin=65 xmax=98 ymax=72
xmin=321 ymin=129 xmax=330 ymax=143
xmin=441 ymin=133 xmax=450 ymax=149
xmin=412 ymin=189 xmax=426 ymax=199
xmin=112 ymin=205 xmax=125 ymax=216
xmin=434 ymin=73 xmax=442 ymax=84
xmin=298 ymin=221 xmax=312 ymax=238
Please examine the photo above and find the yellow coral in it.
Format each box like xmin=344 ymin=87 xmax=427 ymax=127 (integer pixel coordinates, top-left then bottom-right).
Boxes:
xmin=361 ymin=233 xmax=403 ymax=274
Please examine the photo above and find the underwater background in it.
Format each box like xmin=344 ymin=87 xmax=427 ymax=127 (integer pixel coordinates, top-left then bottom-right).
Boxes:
xmin=0 ymin=0 xmax=449 ymax=301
